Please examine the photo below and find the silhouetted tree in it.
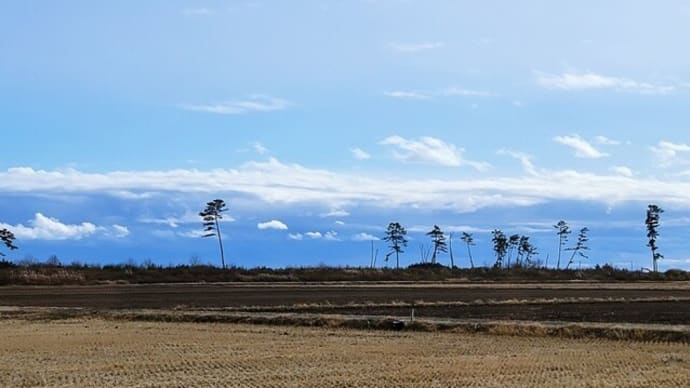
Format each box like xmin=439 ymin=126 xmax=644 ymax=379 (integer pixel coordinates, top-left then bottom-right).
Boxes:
xmin=0 ymin=228 xmax=17 ymax=257
xmin=426 ymin=225 xmax=448 ymax=265
xmin=383 ymin=222 xmax=408 ymax=269
xmin=516 ymin=235 xmax=529 ymax=266
xmin=554 ymin=220 xmax=570 ymax=269
xmin=491 ymin=229 xmax=508 ymax=268
xmin=523 ymin=239 xmax=539 ymax=265
xmin=645 ymin=204 xmax=663 ymax=272
xmin=565 ymin=227 xmax=589 ymax=269
xmin=200 ymin=199 xmax=228 ymax=269
xmin=506 ymin=234 xmax=520 ymax=267
xmin=460 ymin=232 xmax=475 ymax=268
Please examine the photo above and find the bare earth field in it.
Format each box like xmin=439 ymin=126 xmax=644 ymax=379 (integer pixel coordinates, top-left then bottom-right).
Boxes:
xmin=0 ymin=319 xmax=688 ymax=387
xmin=1 ymin=282 xmax=689 ymax=325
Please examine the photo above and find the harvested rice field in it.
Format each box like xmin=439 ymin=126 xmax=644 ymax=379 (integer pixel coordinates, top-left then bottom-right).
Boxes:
xmin=1 ymin=319 xmax=688 ymax=387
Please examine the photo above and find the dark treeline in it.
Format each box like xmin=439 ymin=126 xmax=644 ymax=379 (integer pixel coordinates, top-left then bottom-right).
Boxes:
xmin=0 ymin=259 xmax=688 ymax=286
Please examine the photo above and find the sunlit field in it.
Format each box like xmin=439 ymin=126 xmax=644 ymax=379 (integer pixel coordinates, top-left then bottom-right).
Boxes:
xmin=1 ymin=319 xmax=688 ymax=387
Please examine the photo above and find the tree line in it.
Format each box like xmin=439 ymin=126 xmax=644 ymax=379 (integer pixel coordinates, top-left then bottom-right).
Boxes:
xmin=0 ymin=201 xmax=670 ymax=273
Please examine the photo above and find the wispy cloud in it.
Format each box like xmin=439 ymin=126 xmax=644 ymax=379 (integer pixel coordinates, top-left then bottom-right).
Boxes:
xmin=554 ymin=134 xmax=608 ymax=159
xmin=350 ymin=148 xmax=371 ymax=160
xmin=0 ymin=213 xmax=127 ymax=240
xmin=139 ymin=211 xmax=234 ymax=228
xmin=594 ymin=136 xmax=622 ymax=146
xmin=10 ymin=157 xmax=690 ymax=213
xmin=536 ymin=71 xmax=677 ymax=95
xmin=383 ymin=91 xmax=431 ymax=100
xmin=497 ymin=149 xmax=538 ymax=176
xmin=183 ymin=95 xmax=290 ymax=115
xmin=380 ymin=135 xmax=490 ymax=170
xmin=384 ymin=87 xmax=494 ymax=100
xmin=390 ymin=41 xmax=445 ymax=52
xmin=320 ymin=209 xmax=350 ymax=218
xmin=610 ymin=166 xmax=634 ymax=177
xmin=253 ymin=142 xmax=268 ymax=155
xmin=651 ymin=140 xmax=690 ymax=167
xmin=257 ymin=220 xmax=288 ymax=230
xmin=351 ymin=232 xmax=379 ymax=241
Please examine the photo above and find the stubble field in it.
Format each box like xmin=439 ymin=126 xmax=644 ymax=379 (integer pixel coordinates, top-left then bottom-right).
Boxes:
xmin=1 ymin=319 xmax=688 ymax=387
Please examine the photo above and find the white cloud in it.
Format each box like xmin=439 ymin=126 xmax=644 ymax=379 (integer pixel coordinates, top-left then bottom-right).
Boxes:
xmin=111 ymin=224 xmax=130 ymax=238
xmin=352 ymin=232 xmax=379 ymax=241
xmin=350 ymin=148 xmax=371 ymax=160
xmin=440 ymin=87 xmax=495 ymax=97
xmin=12 ymin=156 xmax=690 ymax=214
xmin=380 ymin=135 xmax=489 ymax=170
xmin=651 ymin=140 xmax=690 ymax=167
xmin=554 ymin=134 xmax=608 ymax=159
xmin=384 ymin=87 xmax=494 ymax=100
xmin=139 ymin=211 xmax=234 ymax=228
xmin=0 ymin=213 xmax=122 ymax=240
xmin=383 ymin=91 xmax=431 ymax=100
xmin=253 ymin=142 xmax=268 ymax=155
xmin=610 ymin=166 xmax=634 ymax=177
xmin=288 ymin=233 xmax=303 ymax=240
xmin=390 ymin=41 xmax=444 ymax=52
xmin=257 ymin=220 xmax=288 ymax=230
xmin=335 ymin=220 xmax=345 ymax=225
xmin=324 ymin=231 xmax=339 ymax=241
xmin=305 ymin=231 xmax=322 ymax=239
xmin=320 ymin=209 xmax=350 ymax=218
xmin=536 ymin=72 xmax=676 ymax=95
xmin=183 ymin=95 xmax=290 ymax=115
xmin=594 ymin=136 xmax=622 ymax=146
xmin=497 ymin=149 xmax=538 ymax=176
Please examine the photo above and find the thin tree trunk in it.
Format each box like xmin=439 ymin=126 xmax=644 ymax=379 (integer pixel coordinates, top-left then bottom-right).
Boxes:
xmin=396 ymin=249 xmax=400 ymax=270
xmin=556 ymin=238 xmax=562 ymax=269
xmin=370 ymin=240 xmax=374 ymax=268
xmin=215 ymin=218 xmax=226 ymax=269
xmin=449 ymin=233 xmax=454 ymax=269
xmin=466 ymin=243 xmax=474 ymax=269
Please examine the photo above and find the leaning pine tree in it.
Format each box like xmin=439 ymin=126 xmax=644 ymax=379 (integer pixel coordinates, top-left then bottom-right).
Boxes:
xmin=553 ymin=220 xmax=570 ymax=269
xmin=645 ymin=204 xmax=664 ymax=272
xmin=0 ymin=228 xmax=18 ymax=257
xmin=200 ymin=199 xmax=228 ymax=269
xmin=460 ymin=232 xmax=475 ymax=269
xmin=426 ymin=225 xmax=448 ymax=265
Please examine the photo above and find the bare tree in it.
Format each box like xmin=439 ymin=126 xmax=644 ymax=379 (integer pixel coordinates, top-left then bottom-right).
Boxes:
xmin=418 ymin=243 xmax=432 ymax=263
xmin=554 ymin=220 xmax=570 ymax=269
xmin=460 ymin=232 xmax=475 ymax=269
xmin=383 ymin=222 xmax=408 ymax=269
xmin=0 ymin=228 xmax=17 ymax=258
xmin=200 ymin=199 xmax=228 ymax=269
xmin=645 ymin=204 xmax=663 ymax=272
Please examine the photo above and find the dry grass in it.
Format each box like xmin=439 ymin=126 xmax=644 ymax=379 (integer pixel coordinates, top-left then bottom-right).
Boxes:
xmin=0 ymin=319 xmax=688 ymax=387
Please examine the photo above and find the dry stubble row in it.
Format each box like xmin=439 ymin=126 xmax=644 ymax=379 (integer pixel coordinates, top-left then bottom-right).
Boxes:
xmin=0 ymin=319 xmax=688 ymax=387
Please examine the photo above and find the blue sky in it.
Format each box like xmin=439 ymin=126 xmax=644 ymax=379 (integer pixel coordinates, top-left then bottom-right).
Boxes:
xmin=2 ymin=1 xmax=690 ymax=270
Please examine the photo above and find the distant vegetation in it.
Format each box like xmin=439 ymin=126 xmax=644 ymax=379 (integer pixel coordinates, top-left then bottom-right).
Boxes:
xmin=0 ymin=201 xmax=683 ymax=285
xmin=0 ymin=260 xmax=688 ymax=286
